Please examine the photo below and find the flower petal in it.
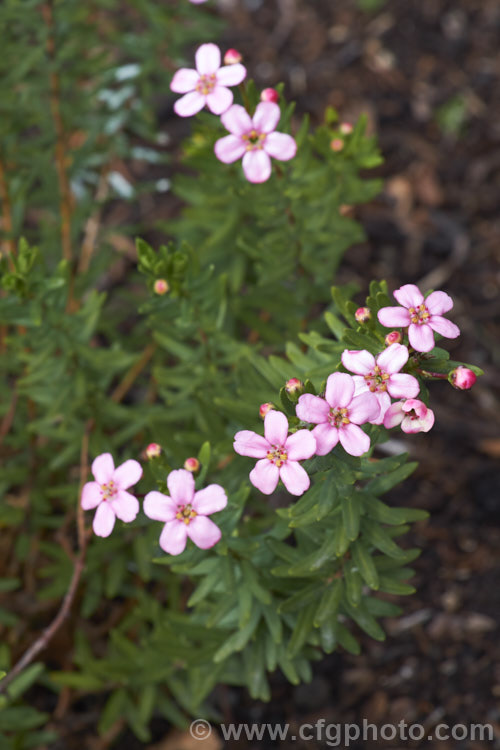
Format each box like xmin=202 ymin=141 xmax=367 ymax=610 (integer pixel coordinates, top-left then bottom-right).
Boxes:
xmin=377 ymin=306 xmax=411 ymax=328
xmin=113 ymin=459 xmax=142 ymax=489
xmin=341 ymin=349 xmax=375 ymax=375
xmin=428 ymin=316 xmax=460 ymax=339
xmin=373 ymin=392 xmax=391 ymax=424
xmin=242 ymin=150 xmax=272 ymax=183
xmin=296 ymin=394 xmax=329 ymax=424
xmin=93 ymin=502 xmax=116 ymax=537
xmin=167 ymin=469 xmax=195 ymax=504
xmin=383 ymin=401 xmax=405 ymax=429
xmin=187 ymin=516 xmax=221 ymax=549
xmin=352 ymin=375 xmax=369 ymax=396
xmin=195 ymin=43 xmax=221 ymax=75
xmin=425 ymin=290 xmax=454 ymax=315
xmin=348 ymin=392 xmax=380 ymax=424
xmin=253 ymin=102 xmax=281 ymax=133
xmin=233 ymin=430 xmax=269 ymax=458
xmin=159 ymin=520 xmax=188 ymax=555
xmin=192 ymin=484 xmax=227 ymax=515
xmin=408 ymin=322 xmax=435 ymax=352
xmin=112 ymin=491 xmax=140 ymax=523
xmin=279 ymin=461 xmax=310 ymax=496
xmin=216 ymin=63 xmax=247 ymax=87
xmin=249 ymin=459 xmax=280 ymax=495
xmin=92 ymin=453 xmax=114 ymax=484
xmin=393 ymin=284 xmax=423 ymax=309
xmin=312 ymin=423 xmax=339 ymax=456
xmin=174 ymin=91 xmax=205 ymax=117
xmin=325 ymin=372 xmax=355 ymax=408
xmin=264 ymin=132 xmax=297 ymax=161
xmin=143 ymin=491 xmax=178 ymax=522
xmin=376 ymin=343 xmax=409 ymax=374
xmin=339 ymin=423 xmax=370 ymax=457
xmin=387 ymin=373 xmax=420 ymax=399
xmin=214 ymin=134 xmax=246 ymax=164
xmin=170 ymin=68 xmax=199 ymax=93
xmin=221 ymin=104 xmax=253 ymax=135
xmin=81 ymin=481 xmax=102 ymax=510
xmin=206 ymin=85 xmax=233 ymax=115
xmin=285 ymin=429 xmax=316 ymax=460
xmin=264 ymin=410 xmax=288 ymax=446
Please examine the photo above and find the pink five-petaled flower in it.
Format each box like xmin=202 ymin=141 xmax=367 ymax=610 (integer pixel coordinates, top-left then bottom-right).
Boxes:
xmin=214 ymin=102 xmax=297 ymax=183
xmin=144 ymin=469 xmax=227 ymax=556
xmin=233 ymin=411 xmax=316 ymax=496
xmin=378 ymin=284 xmax=460 ymax=353
xmin=384 ymin=399 xmax=435 ymax=434
xmin=81 ymin=453 xmax=142 ymax=537
xmin=296 ymin=373 xmax=380 ymax=457
xmin=341 ymin=343 xmax=420 ymax=424
xmin=170 ymin=43 xmax=246 ymax=117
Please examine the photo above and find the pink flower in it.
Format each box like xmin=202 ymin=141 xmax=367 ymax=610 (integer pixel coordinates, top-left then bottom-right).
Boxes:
xmin=233 ymin=411 xmax=316 ymax=496
xmin=144 ymin=469 xmax=227 ymax=556
xmin=81 ymin=453 xmax=142 ymax=537
xmin=341 ymin=343 xmax=420 ymax=424
xmin=384 ymin=399 xmax=435 ymax=434
xmin=214 ymin=103 xmax=297 ymax=183
xmin=296 ymin=373 xmax=380 ymax=457
xmin=189 ymin=0 xmax=208 ymax=3
xmin=450 ymin=366 xmax=477 ymax=390
xmin=378 ymin=284 xmax=460 ymax=353
xmin=170 ymin=43 xmax=246 ymax=117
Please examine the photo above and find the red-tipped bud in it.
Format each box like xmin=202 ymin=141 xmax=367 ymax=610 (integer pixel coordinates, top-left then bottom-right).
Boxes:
xmin=449 ymin=366 xmax=477 ymax=390
xmin=259 ymin=402 xmax=274 ymax=419
xmin=330 ymin=138 xmax=344 ymax=152
xmin=154 ymin=279 xmax=169 ymax=295
xmin=340 ymin=122 xmax=353 ymax=135
xmin=260 ymin=88 xmax=279 ymax=103
xmin=145 ymin=443 xmax=162 ymax=460
xmin=224 ymin=48 xmax=242 ymax=65
xmin=385 ymin=330 xmax=402 ymax=346
xmin=184 ymin=457 xmax=200 ymax=473
xmin=355 ymin=307 xmax=371 ymax=324
xmin=285 ymin=378 xmax=304 ymax=397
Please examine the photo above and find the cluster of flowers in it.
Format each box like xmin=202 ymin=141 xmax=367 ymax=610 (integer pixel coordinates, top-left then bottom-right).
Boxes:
xmin=234 ymin=284 xmax=476 ymax=497
xmin=170 ymin=43 xmax=296 ymax=183
xmin=82 ymin=285 xmax=477 ymax=548
xmin=81 ymin=453 xmax=227 ymax=555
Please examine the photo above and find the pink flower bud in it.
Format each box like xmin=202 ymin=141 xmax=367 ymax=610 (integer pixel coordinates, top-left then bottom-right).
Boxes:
xmin=145 ymin=443 xmax=162 ymax=460
xmin=285 ymin=378 xmax=304 ymax=396
xmin=385 ymin=330 xmax=402 ymax=346
xmin=184 ymin=457 xmax=200 ymax=473
xmin=154 ymin=279 xmax=169 ymax=295
xmin=259 ymin=402 xmax=274 ymax=419
xmin=330 ymin=138 xmax=344 ymax=152
xmin=450 ymin=366 xmax=477 ymax=390
xmin=355 ymin=307 xmax=371 ymax=324
xmin=224 ymin=48 xmax=242 ymax=65
xmin=260 ymin=88 xmax=279 ymax=103
xmin=340 ymin=122 xmax=353 ymax=135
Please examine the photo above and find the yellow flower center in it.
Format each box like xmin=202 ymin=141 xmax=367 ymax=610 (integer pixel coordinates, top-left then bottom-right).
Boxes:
xmin=266 ymin=445 xmax=288 ymax=468
xmin=175 ymin=504 xmax=198 ymax=526
xmin=242 ymin=129 xmax=266 ymax=151
xmin=100 ymin=480 xmax=118 ymax=500
xmin=196 ymin=74 xmax=216 ymax=96
xmin=364 ymin=365 xmax=390 ymax=392
xmin=408 ymin=303 xmax=430 ymax=325
xmin=327 ymin=407 xmax=350 ymax=428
